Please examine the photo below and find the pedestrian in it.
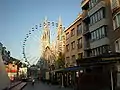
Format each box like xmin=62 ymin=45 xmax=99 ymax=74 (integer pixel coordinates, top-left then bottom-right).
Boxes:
xmin=32 ymin=78 xmax=35 ymax=86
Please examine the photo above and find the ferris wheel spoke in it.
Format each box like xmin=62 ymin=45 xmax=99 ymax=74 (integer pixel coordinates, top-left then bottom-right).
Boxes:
xmin=22 ymin=19 xmax=59 ymax=65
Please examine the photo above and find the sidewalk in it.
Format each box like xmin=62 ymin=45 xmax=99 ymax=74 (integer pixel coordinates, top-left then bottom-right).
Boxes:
xmin=7 ymin=81 xmax=22 ymax=89
xmin=11 ymin=82 xmax=27 ymax=90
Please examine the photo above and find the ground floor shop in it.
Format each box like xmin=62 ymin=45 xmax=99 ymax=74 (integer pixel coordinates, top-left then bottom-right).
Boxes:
xmin=43 ymin=53 xmax=120 ymax=90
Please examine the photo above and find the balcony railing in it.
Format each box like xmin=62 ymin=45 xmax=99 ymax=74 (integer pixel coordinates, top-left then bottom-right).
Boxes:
xmin=82 ymin=10 xmax=88 ymax=19
xmin=81 ymin=0 xmax=89 ymax=7
xmin=83 ymin=24 xmax=89 ymax=35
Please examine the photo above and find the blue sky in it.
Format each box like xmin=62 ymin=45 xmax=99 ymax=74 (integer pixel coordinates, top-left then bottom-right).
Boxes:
xmin=0 ymin=0 xmax=82 ymax=64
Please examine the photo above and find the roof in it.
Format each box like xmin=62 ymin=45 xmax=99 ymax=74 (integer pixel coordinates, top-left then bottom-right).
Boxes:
xmin=51 ymin=66 xmax=83 ymax=72
xmin=64 ymin=14 xmax=82 ymax=32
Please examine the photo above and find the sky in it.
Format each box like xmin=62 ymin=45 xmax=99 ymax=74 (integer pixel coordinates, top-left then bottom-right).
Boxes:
xmin=0 ymin=0 xmax=82 ymax=64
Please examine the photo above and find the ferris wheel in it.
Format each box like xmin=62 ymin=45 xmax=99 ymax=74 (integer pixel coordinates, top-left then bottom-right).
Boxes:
xmin=22 ymin=17 xmax=64 ymax=66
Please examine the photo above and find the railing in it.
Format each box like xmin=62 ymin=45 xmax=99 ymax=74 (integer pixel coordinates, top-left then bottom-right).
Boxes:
xmin=82 ymin=10 xmax=88 ymax=19
xmin=81 ymin=0 xmax=89 ymax=7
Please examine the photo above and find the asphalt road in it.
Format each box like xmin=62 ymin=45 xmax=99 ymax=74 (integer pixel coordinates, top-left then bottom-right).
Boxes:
xmin=23 ymin=81 xmax=73 ymax=90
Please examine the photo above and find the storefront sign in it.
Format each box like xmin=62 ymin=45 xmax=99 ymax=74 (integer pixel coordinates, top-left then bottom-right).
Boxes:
xmin=101 ymin=57 xmax=120 ymax=61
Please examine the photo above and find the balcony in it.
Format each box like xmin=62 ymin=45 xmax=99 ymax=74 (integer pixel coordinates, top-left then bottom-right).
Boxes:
xmin=82 ymin=10 xmax=89 ymax=20
xmin=81 ymin=0 xmax=89 ymax=9
xmin=111 ymin=0 xmax=120 ymax=12
xmin=111 ymin=1 xmax=120 ymax=14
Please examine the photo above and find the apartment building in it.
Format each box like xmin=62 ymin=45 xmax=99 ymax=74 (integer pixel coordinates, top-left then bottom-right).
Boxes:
xmin=81 ymin=0 xmax=113 ymax=57
xmin=64 ymin=14 xmax=83 ymax=67
xmin=109 ymin=0 xmax=120 ymax=53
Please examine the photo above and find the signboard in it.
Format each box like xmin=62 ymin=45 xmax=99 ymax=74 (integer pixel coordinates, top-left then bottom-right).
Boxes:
xmin=101 ymin=57 xmax=120 ymax=61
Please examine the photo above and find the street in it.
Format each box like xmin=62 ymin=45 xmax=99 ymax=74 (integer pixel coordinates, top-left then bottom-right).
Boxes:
xmin=23 ymin=81 xmax=73 ymax=90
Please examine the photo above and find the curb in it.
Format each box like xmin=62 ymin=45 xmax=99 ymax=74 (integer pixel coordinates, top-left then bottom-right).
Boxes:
xmin=20 ymin=83 xmax=27 ymax=90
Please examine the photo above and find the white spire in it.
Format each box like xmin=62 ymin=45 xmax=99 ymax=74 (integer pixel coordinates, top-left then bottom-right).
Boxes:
xmin=58 ymin=16 xmax=62 ymax=26
xmin=45 ymin=16 xmax=48 ymax=22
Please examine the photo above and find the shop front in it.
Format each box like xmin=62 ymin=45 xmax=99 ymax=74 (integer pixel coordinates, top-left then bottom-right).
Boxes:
xmin=76 ymin=52 xmax=120 ymax=90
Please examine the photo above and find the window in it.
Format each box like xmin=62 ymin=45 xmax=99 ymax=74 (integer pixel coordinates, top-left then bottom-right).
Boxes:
xmin=93 ymin=31 xmax=96 ymax=40
xmin=117 ymin=13 xmax=120 ymax=26
xmin=66 ymin=57 xmax=70 ymax=65
xmin=72 ymin=55 xmax=76 ymax=61
xmin=115 ymin=38 xmax=120 ymax=52
xmin=91 ymin=32 xmax=94 ymax=40
xmin=90 ymin=8 xmax=105 ymax=25
xmin=99 ymin=28 xmax=102 ymax=39
xmin=71 ymin=28 xmax=75 ymax=37
xmin=71 ymin=41 xmax=75 ymax=50
xmin=94 ymin=13 xmax=98 ymax=22
xmin=66 ymin=44 xmax=70 ymax=51
xmin=91 ymin=45 xmax=109 ymax=56
xmin=101 ymin=26 xmax=106 ymax=37
xmin=66 ymin=32 xmax=69 ymax=40
xmin=77 ymin=24 xmax=82 ymax=35
xmin=110 ymin=0 xmax=120 ymax=9
xmin=97 ymin=11 xmax=101 ymax=21
xmin=99 ymin=9 xmax=104 ymax=19
xmin=113 ymin=12 xmax=120 ymax=30
xmin=78 ymin=53 xmax=83 ymax=59
xmin=96 ymin=29 xmax=99 ymax=39
xmin=77 ymin=38 xmax=82 ymax=49
xmin=91 ymin=26 xmax=107 ymax=42
xmin=89 ymin=0 xmax=98 ymax=9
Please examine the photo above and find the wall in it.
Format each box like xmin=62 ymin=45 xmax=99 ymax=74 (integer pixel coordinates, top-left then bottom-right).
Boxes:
xmin=0 ymin=55 xmax=10 ymax=90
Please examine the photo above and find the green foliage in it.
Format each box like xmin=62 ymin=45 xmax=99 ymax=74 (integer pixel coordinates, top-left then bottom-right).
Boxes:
xmin=55 ymin=52 xmax=65 ymax=68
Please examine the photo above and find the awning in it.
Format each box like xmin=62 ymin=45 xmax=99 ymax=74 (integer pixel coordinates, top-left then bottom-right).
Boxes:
xmin=76 ymin=52 xmax=120 ymax=66
xmin=51 ymin=66 xmax=83 ymax=73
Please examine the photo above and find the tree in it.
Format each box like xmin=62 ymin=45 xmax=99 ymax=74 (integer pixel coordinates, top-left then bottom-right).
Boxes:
xmin=55 ymin=52 xmax=65 ymax=69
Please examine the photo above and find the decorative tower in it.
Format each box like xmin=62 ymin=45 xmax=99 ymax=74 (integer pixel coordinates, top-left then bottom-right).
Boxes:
xmin=41 ymin=17 xmax=50 ymax=51
xmin=56 ymin=16 xmax=63 ymax=56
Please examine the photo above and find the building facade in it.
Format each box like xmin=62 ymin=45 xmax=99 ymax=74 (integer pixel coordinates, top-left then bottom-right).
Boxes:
xmin=109 ymin=0 xmax=120 ymax=53
xmin=40 ymin=17 xmax=65 ymax=69
xmin=81 ymin=0 xmax=113 ymax=57
xmin=64 ymin=14 xmax=83 ymax=67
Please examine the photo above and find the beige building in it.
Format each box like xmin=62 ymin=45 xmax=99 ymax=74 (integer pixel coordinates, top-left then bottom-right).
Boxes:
xmin=64 ymin=14 xmax=83 ymax=67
